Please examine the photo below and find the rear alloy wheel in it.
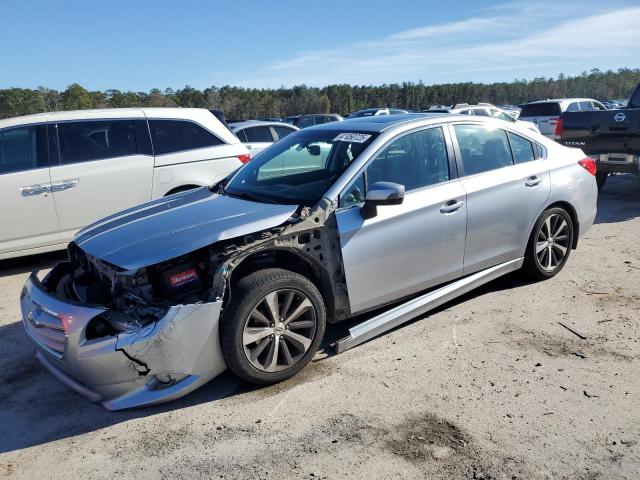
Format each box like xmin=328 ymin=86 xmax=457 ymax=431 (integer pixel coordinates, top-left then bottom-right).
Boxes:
xmin=221 ymin=268 xmax=326 ymax=384
xmin=523 ymin=208 xmax=574 ymax=280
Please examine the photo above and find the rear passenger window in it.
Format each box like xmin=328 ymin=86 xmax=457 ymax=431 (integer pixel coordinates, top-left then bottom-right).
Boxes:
xmin=57 ymin=120 xmax=138 ymax=164
xmin=243 ymin=127 xmax=273 ymax=143
xmin=273 ymin=126 xmax=295 ymax=140
xmin=0 ymin=125 xmax=47 ymax=174
xmin=578 ymin=101 xmax=593 ymax=111
xmin=507 ymin=132 xmax=536 ymax=164
xmin=149 ymin=120 xmax=223 ymax=155
xmin=454 ymin=125 xmax=513 ymax=176
xmin=366 ymin=127 xmax=450 ymax=191
xmin=566 ymin=102 xmax=580 ymax=112
xmin=297 ymin=116 xmax=314 ymax=128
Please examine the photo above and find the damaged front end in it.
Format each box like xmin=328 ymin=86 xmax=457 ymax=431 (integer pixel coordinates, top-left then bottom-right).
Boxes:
xmin=21 ymin=246 xmax=226 ymax=411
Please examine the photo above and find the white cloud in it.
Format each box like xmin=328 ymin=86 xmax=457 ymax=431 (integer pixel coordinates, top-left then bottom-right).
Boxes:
xmin=228 ymin=1 xmax=640 ymax=87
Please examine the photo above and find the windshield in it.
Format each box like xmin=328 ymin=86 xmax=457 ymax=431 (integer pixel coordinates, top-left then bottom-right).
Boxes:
xmin=224 ymin=129 xmax=378 ymax=205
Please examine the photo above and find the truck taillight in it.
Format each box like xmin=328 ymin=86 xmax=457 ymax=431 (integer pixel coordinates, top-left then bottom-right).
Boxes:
xmin=554 ymin=117 xmax=563 ymax=140
xmin=237 ymin=154 xmax=251 ymax=164
xmin=578 ymin=157 xmax=597 ymax=176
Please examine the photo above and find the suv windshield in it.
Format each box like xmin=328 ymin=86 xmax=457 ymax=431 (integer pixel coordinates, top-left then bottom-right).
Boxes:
xmin=520 ymin=103 xmax=561 ymax=117
xmin=224 ymin=129 xmax=377 ymax=205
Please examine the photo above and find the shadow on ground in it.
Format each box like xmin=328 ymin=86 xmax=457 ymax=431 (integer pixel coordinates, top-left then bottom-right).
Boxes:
xmin=594 ymin=174 xmax=640 ymax=224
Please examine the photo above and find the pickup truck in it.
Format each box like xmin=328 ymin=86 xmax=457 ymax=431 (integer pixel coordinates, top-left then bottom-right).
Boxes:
xmin=557 ymin=83 xmax=640 ymax=189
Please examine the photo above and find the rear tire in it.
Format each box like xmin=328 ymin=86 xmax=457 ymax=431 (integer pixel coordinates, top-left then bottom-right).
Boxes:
xmin=596 ymin=172 xmax=608 ymax=191
xmin=523 ymin=207 xmax=574 ymax=280
xmin=220 ymin=268 xmax=326 ymax=385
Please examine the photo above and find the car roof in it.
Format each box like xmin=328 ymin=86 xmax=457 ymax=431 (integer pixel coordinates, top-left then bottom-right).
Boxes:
xmin=524 ymin=98 xmax=597 ymax=105
xmin=229 ymin=120 xmax=298 ymax=131
xmin=308 ymin=113 xmax=448 ymax=133
xmin=0 ymin=107 xmax=220 ymax=127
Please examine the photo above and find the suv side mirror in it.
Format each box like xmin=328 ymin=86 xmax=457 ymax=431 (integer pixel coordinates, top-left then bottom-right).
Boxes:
xmin=361 ymin=181 xmax=405 ymax=219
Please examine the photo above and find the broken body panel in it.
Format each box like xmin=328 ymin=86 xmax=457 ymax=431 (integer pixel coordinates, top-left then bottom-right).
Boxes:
xmin=21 ymin=188 xmax=348 ymax=410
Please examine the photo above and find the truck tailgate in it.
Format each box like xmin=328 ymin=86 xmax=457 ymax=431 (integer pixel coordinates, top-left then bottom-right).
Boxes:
xmin=560 ymin=110 xmax=640 ymax=154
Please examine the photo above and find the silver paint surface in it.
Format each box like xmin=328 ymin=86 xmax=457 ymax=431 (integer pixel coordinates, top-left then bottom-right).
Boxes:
xmin=21 ymin=268 xmax=226 ymax=410
xmin=74 ymin=187 xmax=298 ymax=269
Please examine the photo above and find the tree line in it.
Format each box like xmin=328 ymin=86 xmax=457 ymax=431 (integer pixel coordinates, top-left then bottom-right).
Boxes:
xmin=1 ymin=68 xmax=638 ymax=121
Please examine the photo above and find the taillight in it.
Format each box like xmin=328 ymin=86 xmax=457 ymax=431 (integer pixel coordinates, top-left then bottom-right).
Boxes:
xmin=237 ymin=154 xmax=251 ymax=164
xmin=554 ymin=117 xmax=563 ymax=140
xmin=578 ymin=157 xmax=597 ymax=176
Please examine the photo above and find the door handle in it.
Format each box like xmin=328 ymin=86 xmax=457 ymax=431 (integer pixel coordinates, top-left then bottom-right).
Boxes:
xmin=440 ymin=200 xmax=464 ymax=214
xmin=50 ymin=179 xmax=79 ymax=192
xmin=19 ymin=184 xmax=51 ymax=197
xmin=525 ymin=176 xmax=543 ymax=187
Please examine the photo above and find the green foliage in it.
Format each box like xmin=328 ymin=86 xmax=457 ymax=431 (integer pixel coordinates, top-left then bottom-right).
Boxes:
xmin=1 ymin=68 xmax=639 ymax=120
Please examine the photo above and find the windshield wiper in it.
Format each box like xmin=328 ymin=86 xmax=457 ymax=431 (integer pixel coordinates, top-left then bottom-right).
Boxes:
xmin=224 ymin=190 xmax=280 ymax=204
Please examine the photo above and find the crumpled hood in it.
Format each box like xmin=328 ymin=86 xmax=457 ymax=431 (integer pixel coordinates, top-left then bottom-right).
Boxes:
xmin=74 ymin=188 xmax=298 ymax=270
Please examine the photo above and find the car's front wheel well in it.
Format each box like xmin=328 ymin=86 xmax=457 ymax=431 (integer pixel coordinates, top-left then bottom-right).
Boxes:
xmin=546 ymin=201 xmax=579 ymax=249
xmin=227 ymin=249 xmax=335 ymax=319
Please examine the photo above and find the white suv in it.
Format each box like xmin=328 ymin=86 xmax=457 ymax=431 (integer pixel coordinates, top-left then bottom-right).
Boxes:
xmin=0 ymin=108 xmax=250 ymax=260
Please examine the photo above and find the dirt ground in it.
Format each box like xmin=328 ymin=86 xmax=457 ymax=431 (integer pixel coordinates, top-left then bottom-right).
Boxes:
xmin=1 ymin=174 xmax=639 ymax=480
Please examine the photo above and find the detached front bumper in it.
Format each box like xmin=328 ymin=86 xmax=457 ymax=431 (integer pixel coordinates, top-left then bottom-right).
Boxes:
xmin=21 ymin=263 xmax=226 ymax=410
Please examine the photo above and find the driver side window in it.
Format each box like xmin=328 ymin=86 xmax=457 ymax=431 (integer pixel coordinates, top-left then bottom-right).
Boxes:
xmin=339 ymin=127 xmax=450 ymax=208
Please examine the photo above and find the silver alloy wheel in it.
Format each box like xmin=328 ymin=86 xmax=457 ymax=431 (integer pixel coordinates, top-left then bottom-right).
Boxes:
xmin=536 ymin=213 xmax=570 ymax=272
xmin=242 ymin=289 xmax=317 ymax=373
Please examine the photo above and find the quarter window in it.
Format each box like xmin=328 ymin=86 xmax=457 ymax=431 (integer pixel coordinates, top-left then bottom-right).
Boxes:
xmin=57 ymin=120 xmax=138 ymax=164
xmin=243 ymin=126 xmax=273 ymax=143
xmin=0 ymin=125 xmax=46 ymax=174
xmin=507 ymin=132 xmax=536 ymax=164
xmin=149 ymin=119 xmax=223 ymax=155
xmin=454 ymin=124 xmax=513 ymax=176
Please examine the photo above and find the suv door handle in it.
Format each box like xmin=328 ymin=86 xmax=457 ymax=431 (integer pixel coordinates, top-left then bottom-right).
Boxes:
xmin=525 ymin=176 xmax=543 ymax=187
xmin=50 ymin=179 xmax=79 ymax=192
xmin=440 ymin=200 xmax=464 ymax=214
xmin=19 ymin=184 xmax=51 ymax=197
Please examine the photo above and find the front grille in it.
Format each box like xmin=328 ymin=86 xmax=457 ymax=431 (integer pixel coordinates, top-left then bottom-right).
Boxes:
xmin=24 ymin=302 xmax=66 ymax=358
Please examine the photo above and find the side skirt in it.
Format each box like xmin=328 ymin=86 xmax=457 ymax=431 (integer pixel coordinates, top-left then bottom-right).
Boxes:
xmin=334 ymin=257 xmax=524 ymax=353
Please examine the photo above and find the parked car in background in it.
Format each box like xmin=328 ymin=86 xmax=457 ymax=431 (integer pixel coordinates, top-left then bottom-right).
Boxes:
xmin=497 ymin=104 xmax=522 ymax=117
xmin=282 ymin=114 xmax=343 ymax=129
xmin=557 ymin=83 xmax=640 ymax=189
xmin=600 ymin=100 xmax=627 ymax=110
xmin=425 ymin=103 xmax=539 ymax=133
xmin=519 ymin=99 xmax=607 ymax=139
xmin=347 ymin=108 xmax=409 ymax=118
xmin=21 ymin=113 xmax=596 ymax=410
xmin=0 ymin=108 xmax=250 ymax=260
xmin=229 ymin=121 xmax=299 ymax=158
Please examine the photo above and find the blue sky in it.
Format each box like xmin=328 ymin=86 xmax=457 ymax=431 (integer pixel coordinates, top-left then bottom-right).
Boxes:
xmin=1 ymin=0 xmax=638 ymax=91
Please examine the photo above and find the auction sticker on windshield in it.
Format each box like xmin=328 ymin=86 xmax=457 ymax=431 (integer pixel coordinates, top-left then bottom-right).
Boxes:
xmin=333 ymin=133 xmax=372 ymax=143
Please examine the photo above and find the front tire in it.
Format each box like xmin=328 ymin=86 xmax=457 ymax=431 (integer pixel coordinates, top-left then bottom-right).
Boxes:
xmin=220 ymin=268 xmax=326 ymax=385
xmin=523 ymin=208 xmax=574 ymax=280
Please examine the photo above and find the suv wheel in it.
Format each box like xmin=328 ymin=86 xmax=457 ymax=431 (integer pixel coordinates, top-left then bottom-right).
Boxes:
xmin=220 ymin=268 xmax=326 ymax=385
xmin=523 ymin=207 xmax=574 ymax=280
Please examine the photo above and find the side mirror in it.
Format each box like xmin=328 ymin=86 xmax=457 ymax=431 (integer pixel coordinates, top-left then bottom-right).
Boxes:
xmin=307 ymin=144 xmax=321 ymax=156
xmin=361 ymin=181 xmax=405 ymax=219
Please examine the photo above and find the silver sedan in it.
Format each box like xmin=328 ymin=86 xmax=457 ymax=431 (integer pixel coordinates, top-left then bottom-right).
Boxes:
xmin=21 ymin=113 xmax=597 ymax=409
